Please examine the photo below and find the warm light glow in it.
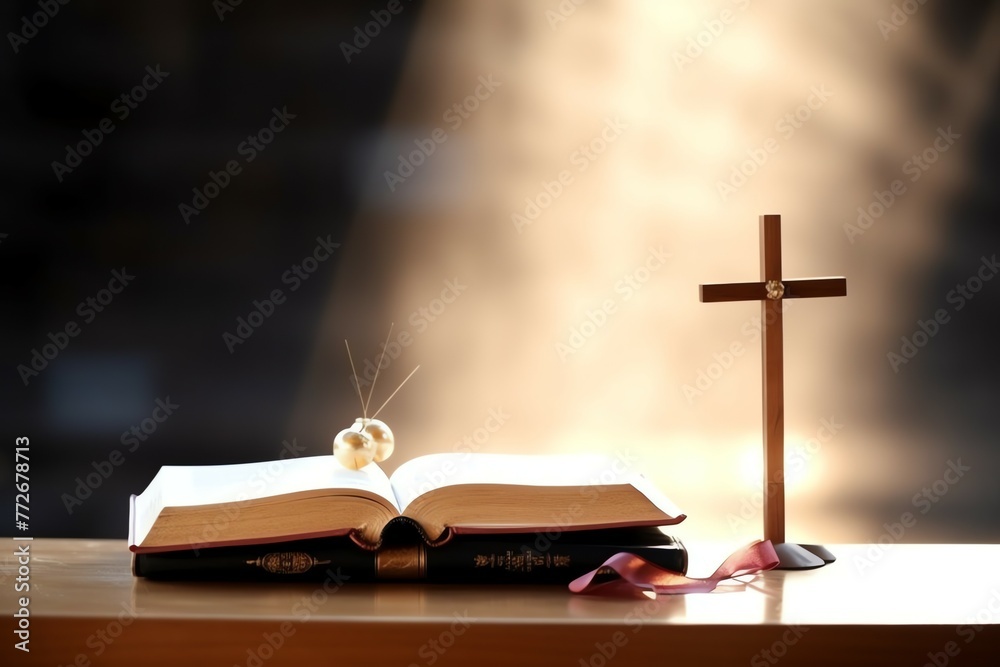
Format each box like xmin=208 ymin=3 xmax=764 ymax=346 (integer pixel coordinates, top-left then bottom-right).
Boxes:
xmin=738 ymin=440 xmax=763 ymax=489
xmin=293 ymin=0 xmax=997 ymax=543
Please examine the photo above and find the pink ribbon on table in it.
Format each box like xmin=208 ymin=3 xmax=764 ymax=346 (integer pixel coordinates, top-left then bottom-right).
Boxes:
xmin=568 ymin=539 xmax=779 ymax=596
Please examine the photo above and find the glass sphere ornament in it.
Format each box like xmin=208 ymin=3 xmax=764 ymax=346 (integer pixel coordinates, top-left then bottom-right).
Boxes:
xmin=357 ymin=418 xmax=394 ymax=462
xmin=332 ymin=427 xmax=376 ymax=470
xmin=332 ymin=418 xmax=394 ymax=471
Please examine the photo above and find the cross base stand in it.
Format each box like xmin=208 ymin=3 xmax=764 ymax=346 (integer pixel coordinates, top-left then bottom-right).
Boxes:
xmin=772 ymin=543 xmax=837 ymax=570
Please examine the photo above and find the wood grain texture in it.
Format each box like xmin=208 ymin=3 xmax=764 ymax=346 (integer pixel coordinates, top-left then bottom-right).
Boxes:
xmin=699 ymin=281 xmax=767 ymax=302
xmin=783 ymin=277 xmax=847 ymax=299
xmin=760 ymin=215 xmax=785 ymax=544
xmin=4 ymin=540 xmax=999 ymax=667
xmin=760 ymin=214 xmax=782 ymax=282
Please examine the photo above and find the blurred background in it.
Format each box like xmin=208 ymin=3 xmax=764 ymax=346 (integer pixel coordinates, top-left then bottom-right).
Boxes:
xmin=1 ymin=0 xmax=998 ymax=545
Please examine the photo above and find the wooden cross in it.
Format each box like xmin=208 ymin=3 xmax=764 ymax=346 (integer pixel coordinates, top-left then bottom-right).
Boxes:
xmin=700 ymin=215 xmax=846 ymax=561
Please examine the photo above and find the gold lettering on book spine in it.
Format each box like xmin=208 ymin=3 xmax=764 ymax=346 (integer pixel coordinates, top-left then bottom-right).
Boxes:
xmin=245 ymin=552 xmax=331 ymax=574
xmin=473 ymin=550 xmax=571 ymax=571
xmin=376 ymin=545 xmax=425 ymax=579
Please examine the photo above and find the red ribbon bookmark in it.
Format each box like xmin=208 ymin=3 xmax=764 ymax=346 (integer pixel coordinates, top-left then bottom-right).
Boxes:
xmin=569 ymin=539 xmax=780 ymax=596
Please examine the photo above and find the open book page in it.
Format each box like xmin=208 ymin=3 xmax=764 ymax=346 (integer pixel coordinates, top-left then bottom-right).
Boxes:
xmin=134 ymin=455 xmax=397 ymax=547
xmin=388 ymin=452 xmax=680 ymax=516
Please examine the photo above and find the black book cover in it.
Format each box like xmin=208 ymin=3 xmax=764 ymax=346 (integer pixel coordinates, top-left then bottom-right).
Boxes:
xmin=133 ymin=525 xmax=686 ymax=584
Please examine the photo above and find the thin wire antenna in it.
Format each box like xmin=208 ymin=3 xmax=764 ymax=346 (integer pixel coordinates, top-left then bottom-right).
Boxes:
xmin=370 ymin=365 xmax=420 ymax=421
xmin=364 ymin=323 xmax=394 ymax=414
xmin=344 ymin=340 xmax=367 ymax=420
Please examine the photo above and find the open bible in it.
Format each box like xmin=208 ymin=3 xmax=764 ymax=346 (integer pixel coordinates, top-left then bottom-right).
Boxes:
xmin=129 ymin=452 xmax=685 ymax=554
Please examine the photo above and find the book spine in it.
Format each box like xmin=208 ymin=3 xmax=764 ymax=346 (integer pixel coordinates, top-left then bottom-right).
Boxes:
xmin=134 ymin=545 xmax=375 ymax=581
xmin=425 ymin=541 xmax=686 ymax=584
xmin=134 ymin=540 xmax=686 ymax=583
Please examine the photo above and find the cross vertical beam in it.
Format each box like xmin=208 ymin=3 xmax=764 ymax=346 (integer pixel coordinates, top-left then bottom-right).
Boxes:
xmin=760 ymin=214 xmax=785 ymax=545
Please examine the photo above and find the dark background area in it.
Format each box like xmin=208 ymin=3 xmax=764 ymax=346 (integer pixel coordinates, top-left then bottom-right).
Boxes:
xmin=1 ymin=0 xmax=998 ymax=541
xmin=1 ymin=0 xmax=424 ymax=537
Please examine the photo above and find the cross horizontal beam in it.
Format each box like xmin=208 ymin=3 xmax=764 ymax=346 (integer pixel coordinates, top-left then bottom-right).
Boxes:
xmin=699 ymin=277 xmax=847 ymax=303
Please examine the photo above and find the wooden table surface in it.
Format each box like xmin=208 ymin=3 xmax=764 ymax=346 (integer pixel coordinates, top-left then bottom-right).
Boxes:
xmin=3 ymin=540 xmax=999 ymax=666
